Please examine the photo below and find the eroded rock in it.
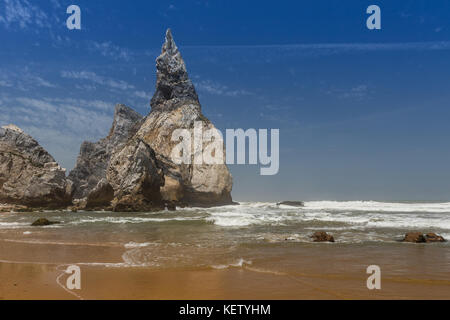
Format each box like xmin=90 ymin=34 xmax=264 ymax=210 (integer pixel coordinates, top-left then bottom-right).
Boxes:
xmin=107 ymin=138 xmax=164 ymax=212
xmin=0 ymin=125 xmax=71 ymax=208
xmin=136 ymin=29 xmax=233 ymax=206
xmin=425 ymin=233 xmax=446 ymax=243
xmin=402 ymin=232 xmax=426 ymax=243
xmin=68 ymin=104 xmax=143 ymax=206
xmin=31 ymin=218 xmax=60 ymax=226
xmin=310 ymin=231 xmax=335 ymax=243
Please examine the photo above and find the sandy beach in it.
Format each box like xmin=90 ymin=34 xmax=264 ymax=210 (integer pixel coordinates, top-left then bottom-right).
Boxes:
xmin=1 ymin=258 xmax=449 ymax=300
xmin=1 ymin=239 xmax=449 ymax=300
xmin=1 ymin=202 xmax=449 ymax=300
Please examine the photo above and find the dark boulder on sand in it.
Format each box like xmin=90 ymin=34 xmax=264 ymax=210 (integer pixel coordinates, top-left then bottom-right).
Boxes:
xmin=31 ymin=218 xmax=60 ymax=226
xmin=402 ymin=232 xmax=426 ymax=243
xmin=402 ymin=232 xmax=446 ymax=243
xmin=310 ymin=231 xmax=335 ymax=243
xmin=425 ymin=233 xmax=446 ymax=243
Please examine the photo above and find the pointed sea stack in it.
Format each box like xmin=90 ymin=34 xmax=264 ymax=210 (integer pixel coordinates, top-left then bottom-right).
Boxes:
xmin=136 ymin=29 xmax=233 ymax=206
xmin=150 ymin=29 xmax=199 ymax=111
xmin=68 ymin=29 xmax=233 ymax=210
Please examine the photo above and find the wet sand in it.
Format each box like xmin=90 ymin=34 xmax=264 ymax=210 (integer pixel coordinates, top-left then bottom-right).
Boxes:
xmin=1 ymin=257 xmax=449 ymax=300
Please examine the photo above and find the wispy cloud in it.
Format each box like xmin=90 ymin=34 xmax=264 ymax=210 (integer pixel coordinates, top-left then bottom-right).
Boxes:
xmin=16 ymin=97 xmax=58 ymax=112
xmin=0 ymin=79 xmax=13 ymax=87
xmin=61 ymin=70 xmax=135 ymax=91
xmin=326 ymin=84 xmax=371 ymax=101
xmin=0 ymin=95 xmax=117 ymax=170
xmin=194 ymin=79 xmax=252 ymax=97
xmin=25 ymin=74 xmax=56 ymax=88
xmin=89 ymin=41 xmax=133 ymax=62
xmin=0 ymin=0 xmax=49 ymax=30
xmin=0 ymin=68 xmax=56 ymax=90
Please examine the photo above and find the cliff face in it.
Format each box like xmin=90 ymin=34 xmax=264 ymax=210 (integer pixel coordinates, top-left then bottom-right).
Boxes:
xmin=68 ymin=104 xmax=145 ymax=209
xmin=0 ymin=125 xmax=71 ymax=208
xmin=1 ymin=29 xmax=233 ymax=211
xmin=136 ymin=29 xmax=233 ymax=206
xmin=106 ymin=137 xmax=164 ymax=211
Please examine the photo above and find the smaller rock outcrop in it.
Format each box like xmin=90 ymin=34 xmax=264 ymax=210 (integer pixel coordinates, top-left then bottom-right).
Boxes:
xmin=31 ymin=218 xmax=60 ymax=226
xmin=0 ymin=124 xmax=71 ymax=208
xmin=68 ymin=104 xmax=143 ymax=208
xmin=310 ymin=231 xmax=335 ymax=243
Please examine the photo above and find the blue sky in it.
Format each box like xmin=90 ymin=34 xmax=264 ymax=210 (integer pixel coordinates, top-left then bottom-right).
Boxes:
xmin=1 ymin=0 xmax=450 ymax=201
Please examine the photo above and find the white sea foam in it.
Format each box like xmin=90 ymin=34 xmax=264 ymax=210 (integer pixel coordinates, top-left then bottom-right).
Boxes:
xmin=303 ymin=200 xmax=450 ymax=213
xmin=211 ymin=258 xmax=252 ymax=269
xmin=201 ymin=201 xmax=450 ymax=230
xmin=69 ymin=216 xmax=203 ymax=225
xmin=0 ymin=222 xmax=30 ymax=229
xmin=124 ymin=242 xmax=153 ymax=248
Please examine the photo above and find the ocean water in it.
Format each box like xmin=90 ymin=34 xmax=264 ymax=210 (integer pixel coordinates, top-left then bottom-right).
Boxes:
xmin=0 ymin=201 xmax=449 ymax=275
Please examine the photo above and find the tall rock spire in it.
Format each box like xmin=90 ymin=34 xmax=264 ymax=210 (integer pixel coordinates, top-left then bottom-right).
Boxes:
xmin=150 ymin=29 xmax=199 ymax=112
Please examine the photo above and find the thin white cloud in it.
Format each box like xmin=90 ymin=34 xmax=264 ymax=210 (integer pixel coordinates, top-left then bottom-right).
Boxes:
xmin=0 ymin=0 xmax=49 ymax=30
xmin=61 ymin=71 xmax=135 ymax=91
xmin=89 ymin=41 xmax=133 ymax=62
xmin=0 ymin=95 xmax=116 ymax=170
xmin=0 ymin=79 xmax=13 ymax=87
xmin=195 ymin=79 xmax=252 ymax=97
xmin=133 ymin=90 xmax=151 ymax=99
xmin=49 ymin=0 xmax=61 ymax=9
xmin=0 ymin=68 xmax=56 ymax=90
xmin=326 ymin=84 xmax=371 ymax=100
xmin=25 ymin=74 xmax=56 ymax=88
xmin=16 ymin=97 xmax=58 ymax=112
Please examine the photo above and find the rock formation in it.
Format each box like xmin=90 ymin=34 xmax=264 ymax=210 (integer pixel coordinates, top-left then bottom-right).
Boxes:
xmin=0 ymin=124 xmax=71 ymax=208
xmin=310 ymin=231 xmax=335 ymax=243
xmin=402 ymin=232 xmax=446 ymax=243
xmin=68 ymin=104 xmax=143 ymax=208
xmin=424 ymin=233 xmax=446 ymax=242
xmin=134 ymin=29 xmax=233 ymax=206
xmin=2 ymin=29 xmax=233 ymax=212
xmin=31 ymin=218 xmax=60 ymax=226
xmin=402 ymin=232 xmax=426 ymax=243
xmin=106 ymin=137 xmax=164 ymax=211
